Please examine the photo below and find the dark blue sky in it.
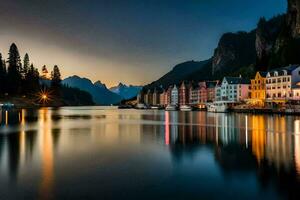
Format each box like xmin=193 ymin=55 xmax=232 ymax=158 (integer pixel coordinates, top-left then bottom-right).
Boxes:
xmin=0 ymin=0 xmax=286 ymax=86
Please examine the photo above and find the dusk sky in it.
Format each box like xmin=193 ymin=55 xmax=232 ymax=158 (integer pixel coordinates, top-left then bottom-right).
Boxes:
xmin=0 ymin=0 xmax=286 ymax=87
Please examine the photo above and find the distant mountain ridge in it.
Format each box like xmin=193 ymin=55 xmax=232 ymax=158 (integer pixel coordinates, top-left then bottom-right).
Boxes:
xmin=62 ymin=75 xmax=122 ymax=105
xmin=146 ymin=0 xmax=299 ymax=89
xmin=146 ymin=60 xmax=210 ymax=89
xmin=110 ymin=83 xmax=142 ymax=100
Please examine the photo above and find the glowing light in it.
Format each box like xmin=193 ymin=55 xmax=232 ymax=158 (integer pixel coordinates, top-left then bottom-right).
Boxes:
xmin=165 ymin=111 xmax=170 ymax=145
xmin=36 ymin=88 xmax=53 ymax=104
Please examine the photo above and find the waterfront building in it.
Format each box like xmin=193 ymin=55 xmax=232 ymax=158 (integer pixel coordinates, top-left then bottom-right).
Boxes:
xmin=159 ymin=90 xmax=166 ymax=106
xmin=144 ymin=89 xmax=153 ymax=105
xmin=166 ymin=86 xmax=173 ymax=105
xmin=137 ymin=90 xmax=144 ymax=104
xmin=171 ymin=85 xmax=179 ymax=106
xmin=215 ymin=83 xmax=222 ymax=102
xmin=266 ymin=65 xmax=300 ymax=103
xmin=250 ymin=71 xmax=267 ymax=106
xmin=189 ymin=83 xmax=200 ymax=106
xmin=206 ymin=81 xmax=219 ymax=102
xmin=152 ymin=88 xmax=161 ymax=106
xmin=179 ymin=81 xmax=190 ymax=106
xmin=292 ymin=86 xmax=300 ymax=100
xmin=198 ymin=82 xmax=207 ymax=105
xmin=215 ymin=76 xmax=251 ymax=102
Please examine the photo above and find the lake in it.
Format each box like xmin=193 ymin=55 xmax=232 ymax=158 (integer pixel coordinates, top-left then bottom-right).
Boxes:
xmin=0 ymin=107 xmax=300 ymax=199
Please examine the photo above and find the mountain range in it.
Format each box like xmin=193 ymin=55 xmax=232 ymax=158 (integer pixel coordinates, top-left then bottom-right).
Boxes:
xmin=62 ymin=76 xmax=142 ymax=105
xmin=62 ymin=76 xmax=122 ymax=105
xmin=146 ymin=0 xmax=300 ymax=89
xmin=109 ymin=83 xmax=142 ymax=100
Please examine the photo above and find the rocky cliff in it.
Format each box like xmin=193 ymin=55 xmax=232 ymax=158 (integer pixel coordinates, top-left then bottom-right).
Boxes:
xmin=212 ymin=31 xmax=256 ymax=75
xmin=287 ymin=0 xmax=300 ymax=38
xmin=146 ymin=0 xmax=300 ymax=90
xmin=255 ymin=15 xmax=285 ymax=69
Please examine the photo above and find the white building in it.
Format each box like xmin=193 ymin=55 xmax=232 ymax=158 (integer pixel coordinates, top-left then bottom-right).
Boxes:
xmin=266 ymin=65 xmax=300 ymax=100
xmin=171 ymin=85 xmax=179 ymax=106
xmin=215 ymin=77 xmax=250 ymax=102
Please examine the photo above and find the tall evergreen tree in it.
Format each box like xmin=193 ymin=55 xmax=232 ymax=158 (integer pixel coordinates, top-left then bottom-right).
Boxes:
xmin=7 ymin=43 xmax=22 ymax=95
xmin=41 ymin=65 xmax=49 ymax=79
xmin=23 ymin=53 xmax=30 ymax=78
xmin=26 ymin=64 xmax=40 ymax=94
xmin=51 ymin=65 xmax=62 ymax=96
xmin=0 ymin=53 xmax=7 ymax=94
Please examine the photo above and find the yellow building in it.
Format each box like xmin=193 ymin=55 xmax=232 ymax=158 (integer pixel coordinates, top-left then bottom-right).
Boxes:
xmin=250 ymin=71 xmax=267 ymax=106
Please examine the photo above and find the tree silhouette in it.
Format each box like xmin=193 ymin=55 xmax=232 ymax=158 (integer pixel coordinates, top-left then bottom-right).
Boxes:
xmin=51 ymin=65 xmax=62 ymax=96
xmin=0 ymin=53 xmax=7 ymax=95
xmin=41 ymin=65 xmax=49 ymax=79
xmin=7 ymin=43 xmax=22 ymax=95
xmin=23 ymin=53 xmax=30 ymax=78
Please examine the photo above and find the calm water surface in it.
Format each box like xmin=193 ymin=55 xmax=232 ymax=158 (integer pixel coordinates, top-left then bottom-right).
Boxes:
xmin=0 ymin=106 xmax=300 ymax=199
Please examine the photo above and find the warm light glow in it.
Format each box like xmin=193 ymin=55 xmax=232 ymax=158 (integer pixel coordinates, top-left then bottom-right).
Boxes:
xmin=36 ymin=88 xmax=53 ymax=104
xmin=165 ymin=111 xmax=170 ymax=145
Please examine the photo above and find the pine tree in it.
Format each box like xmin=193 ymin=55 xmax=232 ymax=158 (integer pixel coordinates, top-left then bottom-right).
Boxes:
xmin=23 ymin=53 xmax=30 ymax=79
xmin=51 ymin=65 xmax=62 ymax=97
xmin=41 ymin=65 xmax=49 ymax=79
xmin=0 ymin=53 xmax=7 ymax=94
xmin=28 ymin=64 xmax=40 ymax=93
xmin=7 ymin=43 xmax=22 ymax=95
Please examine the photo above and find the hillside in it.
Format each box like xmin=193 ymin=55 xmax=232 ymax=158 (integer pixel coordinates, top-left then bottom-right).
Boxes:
xmin=62 ymin=76 xmax=122 ymax=105
xmin=110 ymin=83 xmax=142 ymax=100
xmin=146 ymin=60 xmax=210 ymax=89
xmin=146 ymin=0 xmax=299 ymax=90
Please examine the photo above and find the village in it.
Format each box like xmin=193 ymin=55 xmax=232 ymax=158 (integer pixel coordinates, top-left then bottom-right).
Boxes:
xmin=137 ymin=65 xmax=300 ymax=113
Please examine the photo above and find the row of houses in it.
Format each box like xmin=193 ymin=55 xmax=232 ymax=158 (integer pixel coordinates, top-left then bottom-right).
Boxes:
xmin=138 ymin=65 xmax=300 ymax=108
xmin=138 ymin=81 xmax=219 ymax=108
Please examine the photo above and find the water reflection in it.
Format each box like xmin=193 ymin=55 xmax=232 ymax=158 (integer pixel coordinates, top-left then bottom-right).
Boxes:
xmin=0 ymin=108 xmax=300 ymax=199
xmin=163 ymin=111 xmax=300 ymax=198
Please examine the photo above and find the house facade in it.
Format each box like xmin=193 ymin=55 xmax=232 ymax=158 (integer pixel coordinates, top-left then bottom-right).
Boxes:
xmin=189 ymin=83 xmax=199 ymax=106
xmin=179 ymin=82 xmax=190 ymax=106
xmin=206 ymin=81 xmax=218 ymax=102
xmin=265 ymin=65 xmax=300 ymax=102
xmin=250 ymin=71 xmax=267 ymax=106
xmin=171 ymin=85 xmax=179 ymax=106
xmin=216 ymin=77 xmax=250 ymax=102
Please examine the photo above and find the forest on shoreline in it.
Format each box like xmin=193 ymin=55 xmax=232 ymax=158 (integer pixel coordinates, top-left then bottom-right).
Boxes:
xmin=0 ymin=43 xmax=94 ymax=106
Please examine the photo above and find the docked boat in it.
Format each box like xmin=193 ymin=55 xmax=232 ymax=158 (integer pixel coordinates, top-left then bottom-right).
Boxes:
xmin=165 ymin=105 xmax=177 ymax=111
xmin=180 ymin=105 xmax=192 ymax=111
xmin=207 ymin=102 xmax=229 ymax=113
xmin=136 ymin=103 xmax=147 ymax=109
xmin=118 ymin=104 xmax=133 ymax=109
xmin=151 ymin=106 xmax=162 ymax=110
xmin=1 ymin=102 xmax=15 ymax=110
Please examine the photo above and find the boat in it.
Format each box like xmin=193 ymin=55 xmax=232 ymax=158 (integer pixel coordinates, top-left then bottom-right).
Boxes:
xmin=207 ymin=102 xmax=229 ymax=113
xmin=1 ymin=102 xmax=15 ymax=110
xmin=136 ymin=103 xmax=147 ymax=109
xmin=118 ymin=104 xmax=133 ymax=109
xmin=165 ymin=105 xmax=177 ymax=111
xmin=180 ymin=105 xmax=192 ymax=111
xmin=151 ymin=106 xmax=160 ymax=110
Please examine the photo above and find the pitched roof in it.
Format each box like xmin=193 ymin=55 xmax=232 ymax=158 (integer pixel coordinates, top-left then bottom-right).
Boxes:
xmin=268 ymin=65 xmax=300 ymax=76
xmin=257 ymin=71 xmax=268 ymax=77
xmin=206 ymin=81 xmax=218 ymax=88
xmin=224 ymin=77 xmax=250 ymax=84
